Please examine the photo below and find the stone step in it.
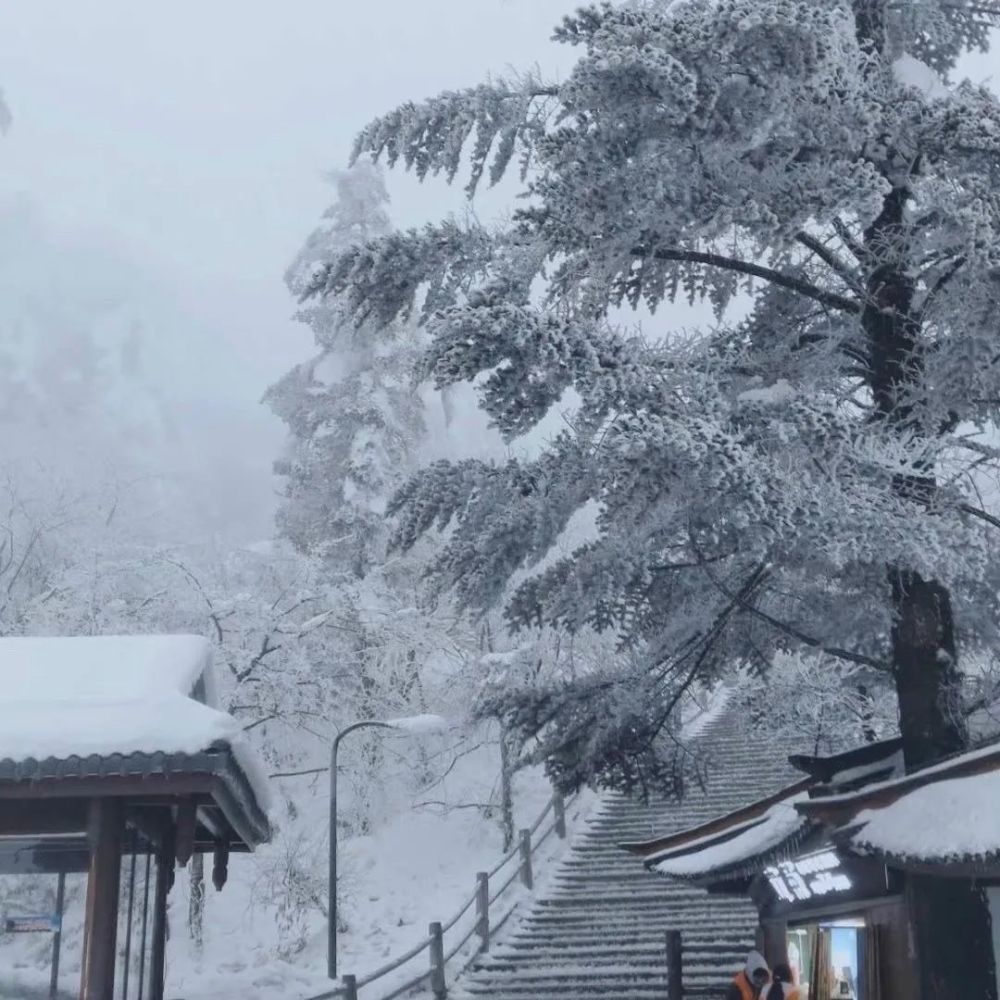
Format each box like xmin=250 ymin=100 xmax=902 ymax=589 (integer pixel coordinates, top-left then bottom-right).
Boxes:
xmin=481 ymin=947 xmax=747 ymax=967
xmin=450 ymin=697 xmax=804 ymax=1000
xmin=524 ymin=906 xmax=755 ymax=920
xmin=460 ymin=967 xmax=732 ymax=990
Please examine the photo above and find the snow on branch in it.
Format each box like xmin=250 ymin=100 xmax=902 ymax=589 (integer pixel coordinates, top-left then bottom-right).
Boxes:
xmin=351 ymin=74 xmax=558 ymax=197
xmin=302 ymin=221 xmax=495 ymax=328
xmin=638 ymin=246 xmax=860 ymax=314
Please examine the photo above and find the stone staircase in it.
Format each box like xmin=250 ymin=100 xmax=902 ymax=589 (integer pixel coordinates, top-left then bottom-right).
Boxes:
xmin=455 ymin=702 xmax=801 ymax=1000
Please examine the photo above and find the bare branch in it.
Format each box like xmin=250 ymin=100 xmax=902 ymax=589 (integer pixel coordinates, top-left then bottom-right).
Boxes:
xmin=270 ymin=766 xmax=328 ymax=779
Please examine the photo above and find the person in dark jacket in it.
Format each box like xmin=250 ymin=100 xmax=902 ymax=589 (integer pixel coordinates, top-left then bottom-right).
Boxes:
xmin=762 ymin=962 xmax=801 ymax=1000
xmin=725 ymin=950 xmax=771 ymax=1000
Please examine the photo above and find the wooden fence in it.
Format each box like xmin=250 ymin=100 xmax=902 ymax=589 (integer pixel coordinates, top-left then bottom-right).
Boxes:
xmin=307 ymin=791 xmax=575 ymax=1000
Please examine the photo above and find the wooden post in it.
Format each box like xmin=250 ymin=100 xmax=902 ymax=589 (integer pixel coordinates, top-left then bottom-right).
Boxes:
xmin=553 ymin=793 xmax=566 ymax=839
xmin=429 ymin=921 xmax=447 ymax=999
xmin=518 ymin=829 xmax=533 ymax=889
xmin=121 ymin=841 xmax=139 ymax=999
xmin=341 ymin=974 xmax=358 ymax=1000
xmin=666 ymin=929 xmax=683 ymax=1000
xmin=80 ymin=798 xmax=124 ymax=1000
xmin=149 ymin=826 xmax=175 ymax=1000
xmin=136 ymin=852 xmax=152 ymax=1000
xmin=475 ymin=872 xmax=490 ymax=952
xmin=48 ymin=871 xmax=65 ymax=1000
xmin=761 ymin=919 xmax=789 ymax=968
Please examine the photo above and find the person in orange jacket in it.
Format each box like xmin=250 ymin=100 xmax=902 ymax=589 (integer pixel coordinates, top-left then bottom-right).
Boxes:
xmin=762 ymin=962 xmax=801 ymax=1000
xmin=725 ymin=950 xmax=771 ymax=1000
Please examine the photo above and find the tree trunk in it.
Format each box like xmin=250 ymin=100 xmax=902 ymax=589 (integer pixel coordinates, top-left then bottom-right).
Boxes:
xmin=855 ymin=683 xmax=877 ymax=744
xmin=860 ymin=162 xmax=970 ymax=769
xmin=890 ymin=569 xmax=966 ymax=766
xmin=905 ymin=875 xmax=996 ymax=1000
xmin=860 ymin=137 xmax=994 ymax=997
xmin=498 ymin=724 xmax=516 ymax=853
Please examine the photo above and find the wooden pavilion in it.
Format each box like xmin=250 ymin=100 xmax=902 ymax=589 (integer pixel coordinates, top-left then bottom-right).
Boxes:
xmin=622 ymin=736 xmax=1000 ymax=998
xmin=0 ymin=635 xmax=271 ymax=1000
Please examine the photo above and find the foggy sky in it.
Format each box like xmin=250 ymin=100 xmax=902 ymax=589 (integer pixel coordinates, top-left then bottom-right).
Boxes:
xmin=0 ymin=3 xmax=996 ymax=540
xmin=0 ymin=0 xmax=580 ymax=538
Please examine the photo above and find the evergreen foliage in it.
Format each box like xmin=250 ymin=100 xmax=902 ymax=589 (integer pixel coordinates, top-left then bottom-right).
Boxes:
xmin=307 ymin=2 xmax=1000 ymax=806
xmin=267 ymin=163 xmax=425 ymax=578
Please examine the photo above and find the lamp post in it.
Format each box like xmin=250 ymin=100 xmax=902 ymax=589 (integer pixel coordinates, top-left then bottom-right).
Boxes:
xmin=328 ymin=714 xmax=449 ymax=980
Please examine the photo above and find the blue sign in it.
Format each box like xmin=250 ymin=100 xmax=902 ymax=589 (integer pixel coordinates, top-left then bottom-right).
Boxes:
xmin=3 ymin=914 xmax=61 ymax=933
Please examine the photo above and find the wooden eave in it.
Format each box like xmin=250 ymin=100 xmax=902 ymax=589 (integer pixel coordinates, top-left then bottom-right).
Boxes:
xmin=0 ymin=746 xmax=270 ymax=851
xmin=788 ymin=736 xmax=903 ymax=781
xmin=619 ymin=776 xmax=813 ymax=859
xmin=797 ymin=742 xmax=1000 ymax=827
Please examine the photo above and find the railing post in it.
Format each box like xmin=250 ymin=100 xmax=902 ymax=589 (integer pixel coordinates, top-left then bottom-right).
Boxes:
xmin=553 ymin=793 xmax=566 ymax=838
xmin=666 ymin=929 xmax=683 ymax=1000
xmin=429 ymin=921 xmax=447 ymax=999
xmin=518 ymin=829 xmax=533 ymax=889
xmin=341 ymin=974 xmax=358 ymax=1000
xmin=476 ymin=872 xmax=490 ymax=952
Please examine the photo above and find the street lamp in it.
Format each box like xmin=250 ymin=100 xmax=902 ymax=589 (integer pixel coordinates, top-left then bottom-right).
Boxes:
xmin=328 ymin=714 xmax=449 ymax=979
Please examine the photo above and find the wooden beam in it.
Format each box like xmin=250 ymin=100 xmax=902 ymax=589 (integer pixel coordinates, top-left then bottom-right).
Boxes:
xmin=175 ymin=797 xmax=197 ymax=867
xmin=0 ymin=798 xmax=88 ymax=836
xmin=80 ymin=798 xmax=124 ymax=1000
xmin=0 ymin=773 xmax=216 ymax=800
xmin=212 ymin=842 xmax=230 ymax=891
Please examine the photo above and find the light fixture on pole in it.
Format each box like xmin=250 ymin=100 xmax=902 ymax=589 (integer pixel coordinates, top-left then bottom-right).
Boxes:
xmin=328 ymin=714 xmax=449 ymax=980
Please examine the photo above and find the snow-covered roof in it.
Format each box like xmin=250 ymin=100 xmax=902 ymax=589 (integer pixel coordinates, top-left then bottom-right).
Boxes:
xmin=651 ymin=790 xmax=811 ymax=879
xmin=800 ymin=738 xmax=1000 ymax=820
xmin=1 ymin=633 xmax=214 ymax=702
xmin=0 ymin=635 xmax=270 ymax=813
xmin=848 ymin=768 xmax=1000 ymax=866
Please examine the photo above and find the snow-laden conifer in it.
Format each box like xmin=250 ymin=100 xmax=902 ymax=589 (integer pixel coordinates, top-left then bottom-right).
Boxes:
xmin=267 ymin=163 xmax=425 ymax=578
xmin=303 ymin=7 xmax=1000 ymax=987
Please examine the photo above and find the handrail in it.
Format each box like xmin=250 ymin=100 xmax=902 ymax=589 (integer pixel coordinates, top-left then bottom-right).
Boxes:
xmin=487 ymin=862 xmax=521 ymax=906
xmin=307 ymin=788 xmax=580 ymax=1000
xmin=357 ymin=931 xmax=434 ymax=989
xmin=441 ymin=918 xmax=479 ymax=965
xmin=528 ymin=795 xmax=554 ymax=836
xmin=375 ymin=966 xmax=431 ymax=1000
xmin=486 ymin=838 xmax=520 ymax=879
xmin=439 ymin=886 xmax=476 ymax=935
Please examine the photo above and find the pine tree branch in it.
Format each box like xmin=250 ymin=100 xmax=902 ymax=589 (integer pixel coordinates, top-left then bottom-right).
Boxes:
xmin=636 ymin=246 xmax=861 ymax=313
xmin=832 ymin=217 xmax=866 ymax=263
xmin=916 ymin=255 xmax=967 ymax=324
xmin=733 ymin=596 xmax=887 ymax=671
xmin=795 ymin=232 xmax=864 ymax=294
xmin=650 ymin=562 xmax=771 ymax=736
xmin=687 ymin=543 xmax=887 ymax=671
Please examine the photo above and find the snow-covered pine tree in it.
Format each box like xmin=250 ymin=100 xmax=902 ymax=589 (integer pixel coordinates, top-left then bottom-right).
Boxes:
xmin=303 ymin=2 xmax=1000 ymax=989
xmin=267 ymin=162 xmax=424 ymax=579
